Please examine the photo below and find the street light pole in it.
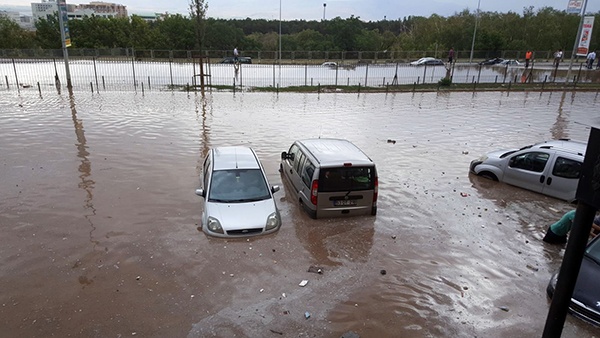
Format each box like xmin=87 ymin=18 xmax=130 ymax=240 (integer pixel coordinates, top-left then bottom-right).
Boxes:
xmin=469 ymin=0 xmax=481 ymax=64
xmin=323 ymin=3 xmax=326 ymax=21
xmin=279 ymin=0 xmax=282 ymax=62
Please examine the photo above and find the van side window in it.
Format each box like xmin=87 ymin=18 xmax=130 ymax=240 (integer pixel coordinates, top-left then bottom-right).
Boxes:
xmin=302 ymin=161 xmax=315 ymax=187
xmin=295 ymin=152 xmax=305 ymax=173
xmin=552 ymin=157 xmax=581 ymax=179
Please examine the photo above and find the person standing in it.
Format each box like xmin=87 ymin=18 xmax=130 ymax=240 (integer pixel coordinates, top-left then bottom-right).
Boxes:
xmin=448 ymin=47 xmax=455 ymax=64
xmin=233 ymin=47 xmax=239 ymax=62
xmin=587 ymin=50 xmax=597 ymax=69
xmin=525 ymin=50 xmax=532 ymax=69
xmin=553 ymin=49 xmax=563 ymax=67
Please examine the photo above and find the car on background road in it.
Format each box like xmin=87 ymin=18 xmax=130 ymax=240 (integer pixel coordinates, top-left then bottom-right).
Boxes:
xmin=496 ymin=59 xmax=521 ymax=66
xmin=547 ymin=234 xmax=600 ymax=327
xmin=220 ymin=56 xmax=252 ymax=64
xmin=469 ymin=139 xmax=586 ymax=202
xmin=321 ymin=61 xmax=337 ymax=67
xmin=479 ymin=57 xmax=505 ymax=65
xmin=409 ymin=57 xmax=445 ymax=66
xmin=196 ymin=146 xmax=281 ymax=238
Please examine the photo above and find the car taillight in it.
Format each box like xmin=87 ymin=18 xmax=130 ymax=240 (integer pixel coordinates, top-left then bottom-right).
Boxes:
xmin=311 ymin=180 xmax=318 ymax=205
xmin=373 ymin=176 xmax=378 ymax=204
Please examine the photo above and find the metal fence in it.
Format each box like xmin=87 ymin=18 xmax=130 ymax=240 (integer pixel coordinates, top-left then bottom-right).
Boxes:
xmin=1 ymin=54 xmax=598 ymax=93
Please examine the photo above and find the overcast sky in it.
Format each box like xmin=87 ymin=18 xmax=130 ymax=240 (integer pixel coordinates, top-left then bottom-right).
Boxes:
xmin=1 ymin=0 xmax=599 ymax=21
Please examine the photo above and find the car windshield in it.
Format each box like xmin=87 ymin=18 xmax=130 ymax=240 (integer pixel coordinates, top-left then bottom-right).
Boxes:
xmin=586 ymin=238 xmax=600 ymax=265
xmin=208 ymin=169 xmax=270 ymax=203
xmin=318 ymin=166 xmax=375 ymax=192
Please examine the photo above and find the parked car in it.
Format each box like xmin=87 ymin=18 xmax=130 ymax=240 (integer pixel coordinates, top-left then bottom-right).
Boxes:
xmin=220 ymin=56 xmax=252 ymax=64
xmin=410 ymin=57 xmax=445 ymax=66
xmin=496 ymin=59 xmax=521 ymax=66
xmin=479 ymin=57 xmax=505 ymax=65
xmin=469 ymin=139 xmax=586 ymax=202
xmin=280 ymin=138 xmax=378 ymax=218
xmin=195 ymin=146 xmax=281 ymax=238
xmin=547 ymin=234 xmax=600 ymax=326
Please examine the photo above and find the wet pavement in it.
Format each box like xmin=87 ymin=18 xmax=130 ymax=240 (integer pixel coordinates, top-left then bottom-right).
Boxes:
xmin=1 ymin=88 xmax=599 ymax=337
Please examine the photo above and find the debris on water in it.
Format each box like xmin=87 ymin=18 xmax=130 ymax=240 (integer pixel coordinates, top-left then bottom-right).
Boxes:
xmin=380 ymin=269 xmax=387 ymax=275
xmin=269 ymin=329 xmax=284 ymax=335
xmin=341 ymin=331 xmax=360 ymax=338
xmin=548 ymin=207 xmax=559 ymax=213
xmin=304 ymin=311 xmax=311 ymax=319
xmin=136 ymin=276 xmax=141 ymax=281
xmin=299 ymin=280 xmax=309 ymax=287
xmin=260 ymin=289 xmax=264 ymax=293
xmin=462 ymin=151 xmax=469 ymax=154
xmin=387 ymin=139 xmax=396 ymax=144
xmin=391 ymin=235 xmax=397 ymax=239
xmin=499 ymin=306 xmax=509 ymax=312
xmin=526 ymin=264 xmax=539 ymax=272
xmin=308 ymin=266 xmax=323 ymax=274
xmin=460 ymin=192 xmax=469 ymax=197
xmin=281 ymin=293 xmax=286 ymax=298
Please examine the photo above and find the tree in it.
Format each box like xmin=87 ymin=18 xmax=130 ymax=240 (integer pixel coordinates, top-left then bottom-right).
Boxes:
xmin=0 ymin=16 xmax=35 ymax=48
xmin=189 ymin=0 xmax=208 ymax=51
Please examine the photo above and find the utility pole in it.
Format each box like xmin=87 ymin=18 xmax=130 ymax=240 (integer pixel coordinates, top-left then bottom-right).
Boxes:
xmin=469 ymin=0 xmax=481 ymax=64
xmin=57 ymin=0 xmax=72 ymax=89
xmin=323 ymin=3 xmax=326 ymax=21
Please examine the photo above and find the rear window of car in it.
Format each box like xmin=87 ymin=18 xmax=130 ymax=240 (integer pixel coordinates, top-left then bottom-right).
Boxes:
xmin=209 ymin=169 xmax=270 ymax=202
xmin=318 ymin=166 xmax=375 ymax=192
xmin=552 ymin=157 xmax=581 ymax=179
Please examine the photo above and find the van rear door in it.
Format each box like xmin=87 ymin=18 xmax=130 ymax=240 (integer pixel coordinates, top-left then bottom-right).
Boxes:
xmin=316 ymin=166 xmax=376 ymax=217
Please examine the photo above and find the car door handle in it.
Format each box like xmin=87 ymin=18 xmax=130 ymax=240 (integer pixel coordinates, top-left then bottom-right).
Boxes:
xmin=540 ymin=175 xmax=545 ymax=184
xmin=546 ymin=177 xmax=552 ymax=185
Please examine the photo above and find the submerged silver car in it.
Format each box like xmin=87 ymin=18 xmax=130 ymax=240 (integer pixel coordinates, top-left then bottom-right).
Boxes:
xmin=196 ymin=146 xmax=281 ymax=238
xmin=469 ymin=139 xmax=586 ymax=202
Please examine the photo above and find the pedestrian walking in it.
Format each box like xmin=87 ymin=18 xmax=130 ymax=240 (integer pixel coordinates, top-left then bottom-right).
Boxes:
xmin=525 ymin=50 xmax=532 ymax=69
xmin=233 ymin=47 xmax=239 ymax=63
xmin=553 ymin=49 xmax=563 ymax=67
xmin=586 ymin=51 xmax=596 ymax=69
xmin=448 ymin=47 xmax=455 ymax=64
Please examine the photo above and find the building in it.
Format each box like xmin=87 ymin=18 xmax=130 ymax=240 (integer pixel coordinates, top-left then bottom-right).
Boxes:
xmin=0 ymin=10 xmax=35 ymax=30
xmin=31 ymin=0 xmax=127 ymax=22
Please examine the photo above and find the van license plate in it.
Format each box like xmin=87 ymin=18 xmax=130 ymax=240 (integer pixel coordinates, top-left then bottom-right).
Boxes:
xmin=334 ymin=200 xmax=356 ymax=206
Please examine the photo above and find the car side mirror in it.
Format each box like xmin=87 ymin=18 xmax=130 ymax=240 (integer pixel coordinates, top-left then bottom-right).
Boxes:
xmin=281 ymin=152 xmax=294 ymax=161
xmin=195 ymin=188 xmax=205 ymax=197
xmin=271 ymin=185 xmax=280 ymax=193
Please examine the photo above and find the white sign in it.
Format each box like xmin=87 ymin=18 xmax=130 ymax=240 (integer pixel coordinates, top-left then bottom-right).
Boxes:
xmin=577 ymin=16 xmax=595 ymax=56
xmin=567 ymin=0 xmax=583 ymax=14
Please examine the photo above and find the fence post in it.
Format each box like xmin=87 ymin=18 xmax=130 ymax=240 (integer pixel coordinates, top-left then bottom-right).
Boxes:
xmin=5 ymin=75 xmax=9 ymax=89
xmin=233 ymin=77 xmax=236 ymax=94
xmin=305 ymin=63 xmax=307 ymax=86
xmin=90 ymin=82 xmax=94 ymax=93
xmin=37 ymin=82 xmax=41 ymax=96
xmin=422 ymin=64 xmax=427 ymax=84
xmin=12 ymin=59 xmax=20 ymax=89
xmin=192 ymin=61 xmax=196 ymax=87
xmin=169 ymin=51 xmax=174 ymax=88
xmin=503 ymin=64 xmax=508 ymax=83
xmin=542 ymin=75 xmax=547 ymax=91
xmin=102 ymin=76 xmax=105 ymax=90
xmin=93 ymin=57 xmax=99 ymax=90
xmin=132 ymin=56 xmax=137 ymax=89
xmin=477 ymin=64 xmax=482 ymax=83
xmin=335 ymin=65 xmax=338 ymax=87
xmin=272 ymin=63 xmax=275 ymax=88
xmin=364 ymin=63 xmax=369 ymax=86
xmin=141 ymin=81 xmax=144 ymax=95
xmin=148 ymin=76 xmax=151 ymax=90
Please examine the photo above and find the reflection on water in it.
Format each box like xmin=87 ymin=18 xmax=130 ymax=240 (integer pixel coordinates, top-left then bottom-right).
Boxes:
xmin=0 ymin=89 xmax=598 ymax=337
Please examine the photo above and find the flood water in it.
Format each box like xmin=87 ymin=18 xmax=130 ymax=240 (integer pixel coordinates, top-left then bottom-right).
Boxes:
xmin=1 ymin=88 xmax=599 ymax=337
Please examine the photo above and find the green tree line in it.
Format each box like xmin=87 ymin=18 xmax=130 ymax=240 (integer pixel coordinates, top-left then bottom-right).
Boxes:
xmin=1 ymin=6 xmax=599 ymax=54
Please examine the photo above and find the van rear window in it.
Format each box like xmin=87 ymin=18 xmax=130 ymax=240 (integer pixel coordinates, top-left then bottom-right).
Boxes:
xmin=318 ymin=167 xmax=375 ymax=192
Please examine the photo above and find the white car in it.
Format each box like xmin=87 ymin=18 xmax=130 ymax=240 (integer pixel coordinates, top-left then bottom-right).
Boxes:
xmin=410 ymin=57 xmax=444 ymax=66
xmin=496 ymin=59 xmax=521 ymax=66
xmin=469 ymin=139 xmax=586 ymax=202
xmin=196 ymin=146 xmax=281 ymax=237
xmin=321 ymin=61 xmax=337 ymax=67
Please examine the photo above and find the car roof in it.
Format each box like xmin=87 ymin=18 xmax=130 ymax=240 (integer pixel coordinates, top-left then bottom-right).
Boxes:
xmin=212 ymin=146 xmax=260 ymax=170
xmin=533 ymin=139 xmax=587 ymax=156
xmin=297 ymin=138 xmax=374 ymax=167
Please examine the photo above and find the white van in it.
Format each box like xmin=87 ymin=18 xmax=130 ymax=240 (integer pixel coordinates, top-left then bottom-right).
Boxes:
xmin=280 ymin=138 xmax=378 ymax=218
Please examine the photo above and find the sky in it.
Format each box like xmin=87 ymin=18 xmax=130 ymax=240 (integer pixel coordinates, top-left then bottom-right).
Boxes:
xmin=1 ymin=0 xmax=599 ymax=21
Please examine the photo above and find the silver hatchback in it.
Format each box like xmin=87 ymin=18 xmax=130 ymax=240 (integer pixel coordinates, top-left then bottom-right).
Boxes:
xmin=196 ymin=146 xmax=281 ymax=237
xmin=469 ymin=139 xmax=586 ymax=202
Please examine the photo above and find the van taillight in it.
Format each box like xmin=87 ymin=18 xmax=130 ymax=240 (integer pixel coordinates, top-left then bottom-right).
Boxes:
xmin=373 ymin=177 xmax=378 ymax=204
xmin=311 ymin=180 xmax=318 ymax=205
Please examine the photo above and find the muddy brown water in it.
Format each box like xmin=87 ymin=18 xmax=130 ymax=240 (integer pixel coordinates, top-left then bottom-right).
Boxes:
xmin=1 ymin=89 xmax=599 ymax=337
